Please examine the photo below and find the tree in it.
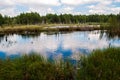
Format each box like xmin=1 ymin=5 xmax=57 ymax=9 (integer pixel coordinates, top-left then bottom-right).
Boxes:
xmin=0 ymin=14 xmax=4 ymax=27
xmin=0 ymin=12 xmax=120 ymax=26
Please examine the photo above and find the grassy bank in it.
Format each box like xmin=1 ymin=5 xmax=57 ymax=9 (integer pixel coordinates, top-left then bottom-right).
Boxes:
xmin=0 ymin=47 xmax=120 ymax=80
xmin=0 ymin=24 xmax=101 ymax=34
xmin=0 ymin=54 xmax=74 ymax=80
xmin=78 ymin=47 xmax=120 ymax=80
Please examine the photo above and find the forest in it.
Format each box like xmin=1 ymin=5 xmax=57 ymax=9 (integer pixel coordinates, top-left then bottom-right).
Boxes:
xmin=0 ymin=12 xmax=120 ymax=26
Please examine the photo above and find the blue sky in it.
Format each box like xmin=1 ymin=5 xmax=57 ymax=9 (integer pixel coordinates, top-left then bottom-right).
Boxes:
xmin=0 ymin=0 xmax=120 ymax=16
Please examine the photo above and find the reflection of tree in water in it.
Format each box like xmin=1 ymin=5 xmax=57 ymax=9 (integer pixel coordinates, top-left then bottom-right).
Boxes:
xmin=44 ymin=32 xmax=59 ymax=35
xmin=20 ymin=33 xmax=41 ymax=39
xmin=20 ymin=31 xmax=73 ymax=39
xmin=0 ymin=34 xmax=5 ymax=43
xmin=99 ymin=30 xmax=105 ymax=39
xmin=0 ymin=34 xmax=18 ymax=48
xmin=44 ymin=31 xmax=73 ymax=35
xmin=99 ymin=30 xmax=120 ymax=40
xmin=106 ymin=30 xmax=120 ymax=39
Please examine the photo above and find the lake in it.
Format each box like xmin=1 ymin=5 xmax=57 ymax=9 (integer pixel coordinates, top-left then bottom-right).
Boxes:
xmin=0 ymin=30 xmax=120 ymax=60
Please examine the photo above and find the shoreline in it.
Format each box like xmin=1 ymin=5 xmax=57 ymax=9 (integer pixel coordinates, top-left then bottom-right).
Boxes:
xmin=0 ymin=24 xmax=101 ymax=34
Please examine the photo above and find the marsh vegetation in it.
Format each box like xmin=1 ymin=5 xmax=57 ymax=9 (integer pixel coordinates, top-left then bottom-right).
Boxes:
xmin=0 ymin=12 xmax=120 ymax=80
xmin=0 ymin=47 xmax=120 ymax=80
xmin=0 ymin=13 xmax=120 ymax=39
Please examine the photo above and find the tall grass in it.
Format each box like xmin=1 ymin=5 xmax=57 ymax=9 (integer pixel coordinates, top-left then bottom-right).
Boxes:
xmin=0 ymin=24 xmax=101 ymax=34
xmin=0 ymin=54 xmax=74 ymax=80
xmin=0 ymin=47 xmax=120 ymax=80
xmin=78 ymin=47 xmax=120 ymax=80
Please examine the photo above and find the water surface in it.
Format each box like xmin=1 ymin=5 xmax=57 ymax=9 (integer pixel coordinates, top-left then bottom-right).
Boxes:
xmin=0 ymin=30 xmax=120 ymax=60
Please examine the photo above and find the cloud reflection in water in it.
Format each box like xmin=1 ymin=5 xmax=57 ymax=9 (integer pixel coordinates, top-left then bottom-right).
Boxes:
xmin=0 ymin=31 xmax=120 ymax=60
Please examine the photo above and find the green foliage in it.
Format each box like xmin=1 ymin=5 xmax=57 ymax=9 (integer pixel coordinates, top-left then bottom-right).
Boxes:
xmin=106 ymin=14 xmax=120 ymax=38
xmin=16 ymin=12 xmax=41 ymax=25
xmin=108 ymin=15 xmax=120 ymax=29
xmin=1 ymin=12 xmax=120 ymax=26
xmin=0 ymin=54 xmax=74 ymax=80
xmin=78 ymin=47 xmax=120 ymax=80
xmin=0 ymin=14 xmax=4 ymax=27
xmin=0 ymin=48 xmax=120 ymax=80
xmin=3 ymin=16 xmax=13 ymax=26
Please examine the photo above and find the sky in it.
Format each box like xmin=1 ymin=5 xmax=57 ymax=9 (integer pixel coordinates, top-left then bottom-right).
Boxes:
xmin=0 ymin=0 xmax=120 ymax=16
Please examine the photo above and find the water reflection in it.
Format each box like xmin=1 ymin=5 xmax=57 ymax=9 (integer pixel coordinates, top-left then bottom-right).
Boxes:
xmin=0 ymin=31 xmax=120 ymax=60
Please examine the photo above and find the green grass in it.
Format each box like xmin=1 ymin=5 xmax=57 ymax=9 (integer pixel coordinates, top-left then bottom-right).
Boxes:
xmin=0 ymin=54 xmax=74 ymax=80
xmin=0 ymin=47 xmax=120 ymax=80
xmin=78 ymin=47 xmax=120 ymax=80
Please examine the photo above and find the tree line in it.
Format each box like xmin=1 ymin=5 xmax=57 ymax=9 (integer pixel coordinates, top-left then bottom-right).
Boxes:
xmin=0 ymin=12 xmax=120 ymax=26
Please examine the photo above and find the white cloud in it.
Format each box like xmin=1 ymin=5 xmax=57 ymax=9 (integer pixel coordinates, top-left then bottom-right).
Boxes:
xmin=0 ymin=7 xmax=18 ymax=16
xmin=88 ymin=4 xmax=108 ymax=14
xmin=61 ymin=0 xmax=113 ymax=6
xmin=16 ymin=0 xmax=60 ymax=16
xmin=61 ymin=0 xmax=91 ymax=6
xmin=88 ymin=1 xmax=120 ymax=14
xmin=88 ymin=5 xmax=95 ymax=8
xmin=111 ymin=7 xmax=120 ymax=14
xmin=28 ymin=7 xmax=55 ymax=15
xmin=89 ymin=9 xmax=105 ymax=14
xmin=0 ymin=0 xmax=119 ymax=16
xmin=61 ymin=0 xmax=81 ymax=6
xmin=0 ymin=0 xmax=16 ymax=16
xmin=60 ymin=0 xmax=117 ymax=15
xmin=57 ymin=6 xmax=74 ymax=14
xmin=0 ymin=0 xmax=15 ymax=8
xmin=99 ymin=0 xmax=113 ymax=5
xmin=0 ymin=0 xmax=60 ymax=16
xmin=16 ymin=0 xmax=60 ymax=7
xmin=57 ymin=6 xmax=82 ymax=15
xmin=115 ymin=0 xmax=120 ymax=2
